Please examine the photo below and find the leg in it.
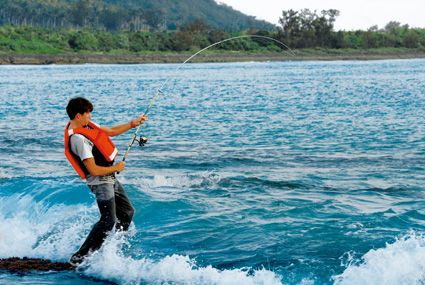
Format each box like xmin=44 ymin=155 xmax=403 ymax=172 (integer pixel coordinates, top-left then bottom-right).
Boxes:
xmin=114 ymin=181 xmax=135 ymax=231
xmin=71 ymin=184 xmax=116 ymax=262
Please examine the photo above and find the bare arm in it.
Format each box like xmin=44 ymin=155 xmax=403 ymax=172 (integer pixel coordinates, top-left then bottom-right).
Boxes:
xmin=83 ymin=158 xmax=125 ymax=176
xmin=101 ymin=122 xmax=133 ymax=137
xmin=101 ymin=115 xmax=148 ymax=137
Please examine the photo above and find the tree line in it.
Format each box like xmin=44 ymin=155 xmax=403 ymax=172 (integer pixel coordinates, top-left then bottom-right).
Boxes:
xmin=278 ymin=9 xmax=425 ymax=49
xmin=0 ymin=0 xmax=165 ymax=31
xmin=1 ymin=8 xmax=425 ymax=54
xmin=0 ymin=0 xmax=273 ymax=32
xmin=0 ymin=23 xmax=280 ymax=54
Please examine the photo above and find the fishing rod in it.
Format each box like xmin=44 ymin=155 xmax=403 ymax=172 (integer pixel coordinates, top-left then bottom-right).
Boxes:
xmin=121 ymin=35 xmax=295 ymax=162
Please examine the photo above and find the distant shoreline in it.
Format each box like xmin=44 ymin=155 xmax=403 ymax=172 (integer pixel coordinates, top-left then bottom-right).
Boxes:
xmin=1 ymin=49 xmax=425 ymax=65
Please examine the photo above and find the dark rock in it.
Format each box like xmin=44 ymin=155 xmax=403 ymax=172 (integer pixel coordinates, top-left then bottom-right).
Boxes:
xmin=0 ymin=257 xmax=75 ymax=273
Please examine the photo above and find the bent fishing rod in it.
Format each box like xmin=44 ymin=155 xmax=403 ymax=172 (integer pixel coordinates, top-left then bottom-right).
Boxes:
xmin=121 ymin=35 xmax=295 ymax=162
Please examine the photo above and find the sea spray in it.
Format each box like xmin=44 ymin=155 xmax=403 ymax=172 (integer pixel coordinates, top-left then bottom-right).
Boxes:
xmin=125 ymin=171 xmax=222 ymax=189
xmin=83 ymin=232 xmax=283 ymax=285
xmin=334 ymin=233 xmax=425 ymax=285
xmin=0 ymin=194 xmax=96 ymax=260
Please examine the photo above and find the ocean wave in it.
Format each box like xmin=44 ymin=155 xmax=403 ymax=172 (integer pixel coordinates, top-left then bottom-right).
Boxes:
xmin=126 ymin=171 xmax=222 ymax=190
xmin=0 ymin=194 xmax=96 ymax=260
xmin=218 ymin=176 xmax=306 ymax=190
xmin=127 ymin=172 xmax=306 ymax=191
xmin=333 ymin=233 xmax=425 ymax=285
xmin=0 ymin=194 xmax=283 ymax=285
xmin=0 ymin=136 xmax=63 ymax=150
xmin=82 ymin=232 xmax=283 ymax=285
xmin=0 ymin=169 xmax=14 ymax=179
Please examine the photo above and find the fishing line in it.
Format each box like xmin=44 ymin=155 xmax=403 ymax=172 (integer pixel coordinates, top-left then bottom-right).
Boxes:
xmin=121 ymin=35 xmax=295 ymax=162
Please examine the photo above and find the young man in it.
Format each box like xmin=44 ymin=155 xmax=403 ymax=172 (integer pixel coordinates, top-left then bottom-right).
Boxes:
xmin=64 ymin=97 xmax=147 ymax=265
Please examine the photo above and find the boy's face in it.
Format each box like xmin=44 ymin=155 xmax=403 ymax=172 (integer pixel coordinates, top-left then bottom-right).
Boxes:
xmin=76 ymin=111 xmax=91 ymax=126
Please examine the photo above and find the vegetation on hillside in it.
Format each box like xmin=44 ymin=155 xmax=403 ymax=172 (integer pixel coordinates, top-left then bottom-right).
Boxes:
xmin=0 ymin=25 xmax=281 ymax=54
xmin=0 ymin=3 xmax=424 ymax=57
xmin=0 ymin=0 xmax=274 ymax=31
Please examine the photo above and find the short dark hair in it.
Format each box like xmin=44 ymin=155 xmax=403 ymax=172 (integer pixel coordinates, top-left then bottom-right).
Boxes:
xmin=66 ymin=97 xmax=93 ymax=119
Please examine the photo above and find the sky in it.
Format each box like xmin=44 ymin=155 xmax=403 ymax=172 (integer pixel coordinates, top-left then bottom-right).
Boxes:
xmin=217 ymin=0 xmax=425 ymax=31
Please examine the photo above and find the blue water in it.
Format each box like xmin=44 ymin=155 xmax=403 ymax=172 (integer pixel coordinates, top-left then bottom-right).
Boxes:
xmin=0 ymin=59 xmax=425 ymax=285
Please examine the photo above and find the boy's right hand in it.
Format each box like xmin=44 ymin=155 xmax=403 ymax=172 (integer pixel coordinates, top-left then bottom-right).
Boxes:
xmin=115 ymin=161 xmax=125 ymax=172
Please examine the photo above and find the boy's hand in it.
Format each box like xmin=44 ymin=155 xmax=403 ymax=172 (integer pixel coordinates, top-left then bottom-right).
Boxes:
xmin=130 ymin=115 xmax=148 ymax=128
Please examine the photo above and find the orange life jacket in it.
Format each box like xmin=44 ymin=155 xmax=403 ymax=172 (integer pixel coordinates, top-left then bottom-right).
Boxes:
xmin=64 ymin=121 xmax=118 ymax=179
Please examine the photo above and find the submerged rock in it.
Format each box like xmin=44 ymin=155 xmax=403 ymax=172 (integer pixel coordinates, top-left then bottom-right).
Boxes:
xmin=0 ymin=257 xmax=75 ymax=273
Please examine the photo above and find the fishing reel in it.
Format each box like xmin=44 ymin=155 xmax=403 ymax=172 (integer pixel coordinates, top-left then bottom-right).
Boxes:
xmin=129 ymin=135 xmax=148 ymax=147
xmin=136 ymin=136 xmax=148 ymax=147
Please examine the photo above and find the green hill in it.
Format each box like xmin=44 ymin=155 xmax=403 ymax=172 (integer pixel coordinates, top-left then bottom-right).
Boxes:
xmin=0 ymin=0 xmax=276 ymax=31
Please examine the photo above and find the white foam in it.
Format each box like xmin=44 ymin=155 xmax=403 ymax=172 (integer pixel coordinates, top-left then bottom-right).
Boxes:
xmin=333 ymin=233 xmax=425 ymax=285
xmin=134 ymin=171 xmax=222 ymax=189
xmin=83 ymin=233 xmax=283 ymax=285
xmin=0 ymin=195 xmax=95 ymax=260
xmin=123 ymin=171 xmax=222 ymax=201
xmin=0 ymin=194 xmax=282 ymax=285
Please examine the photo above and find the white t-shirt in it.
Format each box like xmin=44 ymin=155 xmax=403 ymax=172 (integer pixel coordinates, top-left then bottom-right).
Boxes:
xmin=70 ymin=134 xmax=116 ymax=185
